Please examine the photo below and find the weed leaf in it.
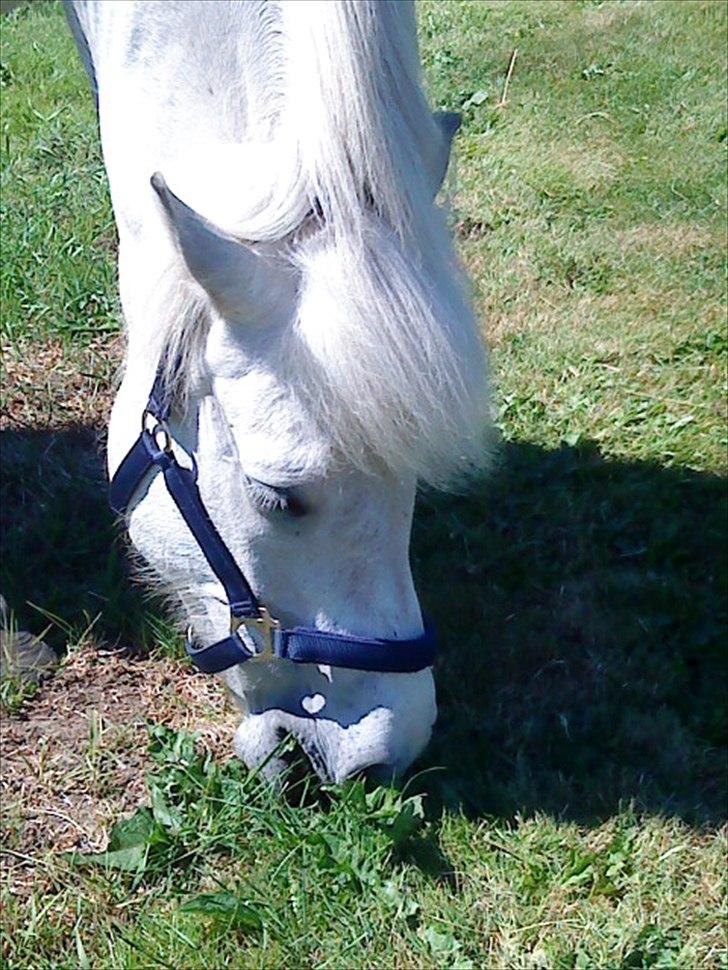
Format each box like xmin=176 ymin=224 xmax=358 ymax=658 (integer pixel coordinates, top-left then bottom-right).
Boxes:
xmin=180 ymin=893 xmax=264 ymax=932
xmin=149 ymin=780 xmax=183 ymax=833
xmin=66 ymin=807 xmax=163 ymax=873
xmin=384 ymin=795 xmax=425 ymax=850
xmin=420 ymin=926 xmax=474 ymax=969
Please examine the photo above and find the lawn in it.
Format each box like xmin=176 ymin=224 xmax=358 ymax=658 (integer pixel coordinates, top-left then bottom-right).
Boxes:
xmin=1 ymin=1 xmax=726 ymax=967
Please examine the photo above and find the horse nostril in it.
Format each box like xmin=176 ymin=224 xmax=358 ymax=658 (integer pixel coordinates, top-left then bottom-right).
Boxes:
xmin=274 ymin=731 xmax=324 ymax=802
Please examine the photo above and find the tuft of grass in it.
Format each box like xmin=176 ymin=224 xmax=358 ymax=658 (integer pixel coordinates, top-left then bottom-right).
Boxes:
xmin=0 ymin=674 xmax=38 ymax=714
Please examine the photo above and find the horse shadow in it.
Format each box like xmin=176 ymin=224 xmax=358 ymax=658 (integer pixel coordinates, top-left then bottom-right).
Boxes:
xmin=1 ymin=426 xmax=725 ymax=827
xmin=0 ymin=425 xmax=150 ymax=652
xmin=413 ymin=439 xmax=727 ymax=827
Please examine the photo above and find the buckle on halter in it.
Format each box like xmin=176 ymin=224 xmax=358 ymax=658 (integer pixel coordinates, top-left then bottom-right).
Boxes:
xmin=231 ymin=606 xmax=281 ymax=660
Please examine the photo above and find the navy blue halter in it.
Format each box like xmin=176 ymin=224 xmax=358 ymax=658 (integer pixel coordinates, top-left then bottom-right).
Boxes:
xmin=108 ymin=365 xmax=436 ymax=675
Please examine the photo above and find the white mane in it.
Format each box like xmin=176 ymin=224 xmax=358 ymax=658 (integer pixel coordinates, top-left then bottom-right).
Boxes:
xmin=156 ymin=0 xmax=489 ymax=487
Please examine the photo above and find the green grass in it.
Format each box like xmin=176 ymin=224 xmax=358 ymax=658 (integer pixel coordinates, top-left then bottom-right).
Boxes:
xmin=0 ymin=1 xmax=117 ymax=345
xmin=1 ymin=1 xmax=726 ymax=967
xmin=2 ymin=723 xmax=725 ymax=969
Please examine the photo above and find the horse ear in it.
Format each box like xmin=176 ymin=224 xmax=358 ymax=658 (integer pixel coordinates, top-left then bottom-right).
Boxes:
xmin=429 ymin=111 xmax=462 ymax=196
xmin=151 ymin=172 xmax=277 ymax=323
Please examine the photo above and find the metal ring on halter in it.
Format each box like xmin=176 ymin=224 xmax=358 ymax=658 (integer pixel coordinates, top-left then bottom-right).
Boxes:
xmin=143 ymin=411 xmax=200 ymax=478
xmin=142 ymin=410 xmax=173 ymax=453
xmin=186 ymin=605 xmax=281 ymax=664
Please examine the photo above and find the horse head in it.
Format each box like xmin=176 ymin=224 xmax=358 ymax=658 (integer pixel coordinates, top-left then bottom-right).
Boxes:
xmin=97 ymin=2 xmax=489 ymax=784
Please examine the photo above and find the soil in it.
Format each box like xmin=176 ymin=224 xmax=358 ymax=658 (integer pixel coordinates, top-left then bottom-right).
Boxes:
xmin=0 ymin=336 xmax=122 ymax=432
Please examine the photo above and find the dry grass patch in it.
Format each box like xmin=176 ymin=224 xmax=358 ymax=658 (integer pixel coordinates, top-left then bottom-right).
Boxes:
xmin=539 ymin=140 xmax=625 ymax=188
xmin=0 ymin=336 xmax=121 ymax=431
xmin=1 ymin=643 xmax=236 ymax=897
xmin=610 ymin=221 xmax=725 ymax=256
xmin=582 ymin=0 xmax=647 ymax=33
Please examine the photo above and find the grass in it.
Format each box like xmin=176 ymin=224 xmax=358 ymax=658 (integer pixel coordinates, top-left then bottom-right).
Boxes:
xmin=2 ymin=722 xmax=725 ymax=969
xmin=0 ymin=1 xmax=116 ymax=346
xmin=1 ymin=1 xmax=726 ymax=967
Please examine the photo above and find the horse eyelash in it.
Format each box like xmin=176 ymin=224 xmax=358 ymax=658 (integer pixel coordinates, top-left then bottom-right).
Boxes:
xmin=245 ymin=477 xmax=289 ymax=512
xmin=245 ymin=477 xmax=305 ymax=517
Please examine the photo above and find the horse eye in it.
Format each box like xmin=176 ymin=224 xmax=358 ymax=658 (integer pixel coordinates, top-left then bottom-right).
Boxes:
xmin=245 ymin=477 xmax=305 ymax=517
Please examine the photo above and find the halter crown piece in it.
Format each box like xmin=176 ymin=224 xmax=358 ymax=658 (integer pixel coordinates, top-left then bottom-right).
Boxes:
xmin=108 ymin=361 xmax=437 ymax=675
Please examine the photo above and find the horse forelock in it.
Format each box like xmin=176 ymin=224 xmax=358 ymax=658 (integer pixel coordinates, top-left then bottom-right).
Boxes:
xmin=152 ymin=0 xmax=489 ymax=487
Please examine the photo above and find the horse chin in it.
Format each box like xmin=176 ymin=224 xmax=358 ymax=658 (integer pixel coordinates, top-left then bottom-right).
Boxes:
xmin=229 ymin=669 xmax=437 ymax=785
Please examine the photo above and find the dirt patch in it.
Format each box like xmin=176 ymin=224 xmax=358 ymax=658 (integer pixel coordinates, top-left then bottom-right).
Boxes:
xmin=0 ymin=336 xmax=122 ymax=432
xmin=0 ymin=645 xmax=238 ymax=895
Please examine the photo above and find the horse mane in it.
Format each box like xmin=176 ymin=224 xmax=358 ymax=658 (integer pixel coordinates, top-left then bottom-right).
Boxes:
xmin=157 ymin=0 xmax=490 ymax=488
xmin=238 ymin=0 xmax=445 ymax=245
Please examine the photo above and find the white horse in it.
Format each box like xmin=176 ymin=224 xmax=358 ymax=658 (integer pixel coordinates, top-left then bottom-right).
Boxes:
xmin=65 ymin=0 xmax=489 ymax=783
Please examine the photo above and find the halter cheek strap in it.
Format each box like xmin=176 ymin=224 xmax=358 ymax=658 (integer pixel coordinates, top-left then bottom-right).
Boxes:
xmin=108 ymin=368 xmax=436 ymax=675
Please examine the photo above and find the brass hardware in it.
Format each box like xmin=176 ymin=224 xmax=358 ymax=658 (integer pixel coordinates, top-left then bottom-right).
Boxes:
xmin=231 ymin=605 xmax=281 ymax=660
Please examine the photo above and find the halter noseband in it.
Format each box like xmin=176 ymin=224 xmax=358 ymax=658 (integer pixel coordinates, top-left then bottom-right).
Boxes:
xmin=108 ymin=364 xmax=436 ymax=675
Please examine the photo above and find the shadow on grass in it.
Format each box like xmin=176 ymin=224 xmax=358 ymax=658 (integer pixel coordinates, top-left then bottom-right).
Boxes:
xmin=0 ymin=425 xmax=149 ymax=650
xmin=1 ymin=425 xmax=725 ymax=826
xmin=413 ymin=439 xmax=727 ymax=827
